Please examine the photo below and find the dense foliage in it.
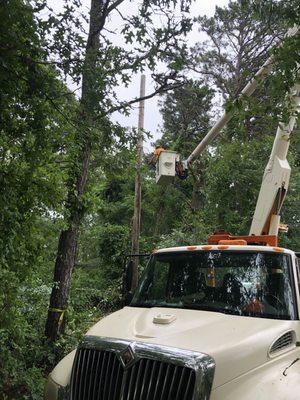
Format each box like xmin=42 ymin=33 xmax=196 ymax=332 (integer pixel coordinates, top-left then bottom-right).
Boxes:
xmin=0 ymin=0 xmax=299 ymax=398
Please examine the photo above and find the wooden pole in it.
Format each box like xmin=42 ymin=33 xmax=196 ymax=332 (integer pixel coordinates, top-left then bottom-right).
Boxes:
xmin=130 ymin=74 xmax=145 ymax=292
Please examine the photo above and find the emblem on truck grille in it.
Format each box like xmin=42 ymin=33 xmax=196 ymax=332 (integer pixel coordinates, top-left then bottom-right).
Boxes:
xmin=70 ymin=336 xmax=216 ymax=400
xmin=119 ymin=344 xmax=135 ymax=368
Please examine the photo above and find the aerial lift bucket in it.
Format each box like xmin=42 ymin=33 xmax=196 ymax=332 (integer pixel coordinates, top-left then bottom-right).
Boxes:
xmin=155 ymin=151 xmax=180 ymax=185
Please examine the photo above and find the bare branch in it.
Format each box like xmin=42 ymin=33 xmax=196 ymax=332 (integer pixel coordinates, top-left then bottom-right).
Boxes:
xmin=104 ymin=77 xmax=184 ymax=116
xmin=106 ymin=0 xmax=126 ymax=14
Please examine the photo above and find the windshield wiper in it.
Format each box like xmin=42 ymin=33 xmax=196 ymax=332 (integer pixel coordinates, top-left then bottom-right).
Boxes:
xmin=183 ymin=304 xmax=221 ymax=312
xmin=130 ymin=302 xmax=182 ymax=309
xmin=130 ymin=302 xmax=155 ymax=308
xmin=183 ymin=303 xmax=240 ymax=315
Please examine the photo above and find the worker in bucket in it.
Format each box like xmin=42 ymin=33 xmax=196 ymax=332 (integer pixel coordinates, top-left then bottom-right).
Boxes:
xmin=149 ymin=143 xmax=165 ymax=166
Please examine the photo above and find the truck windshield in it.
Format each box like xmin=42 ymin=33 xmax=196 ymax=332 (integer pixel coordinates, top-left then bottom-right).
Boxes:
xmin=131 ymin=251 xmax=297 ymax=320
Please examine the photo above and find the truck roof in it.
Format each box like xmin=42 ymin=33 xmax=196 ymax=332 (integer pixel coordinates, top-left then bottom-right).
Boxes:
xmin=155 ymin=245 xmax=296 ymax=256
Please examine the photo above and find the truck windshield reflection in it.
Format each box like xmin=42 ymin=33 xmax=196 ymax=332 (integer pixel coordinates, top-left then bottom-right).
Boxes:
xmin=130 ymin=251 xmax=296 ymax=320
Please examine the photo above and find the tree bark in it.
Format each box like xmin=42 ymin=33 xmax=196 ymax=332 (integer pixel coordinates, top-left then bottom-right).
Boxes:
xmin=45 ymin=0 xmax=104 ymax=341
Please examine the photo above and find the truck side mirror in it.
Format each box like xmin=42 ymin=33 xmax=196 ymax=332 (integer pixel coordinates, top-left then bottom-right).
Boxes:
xmin=122 ymin=253 xmax=150 ymax=306
xmin=123 ymin=259 xmax=134 ymax=306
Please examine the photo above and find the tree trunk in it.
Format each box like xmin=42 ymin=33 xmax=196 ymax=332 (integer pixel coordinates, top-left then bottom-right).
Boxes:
xmin=45 ymin=145 xmax=90 ymax=340
xmin=45 ymin=0 xmax=104 ymax=341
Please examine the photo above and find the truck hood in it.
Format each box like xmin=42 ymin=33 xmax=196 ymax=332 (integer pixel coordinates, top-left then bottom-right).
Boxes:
xmin=86 ymin=306 xmax=295 ymax=388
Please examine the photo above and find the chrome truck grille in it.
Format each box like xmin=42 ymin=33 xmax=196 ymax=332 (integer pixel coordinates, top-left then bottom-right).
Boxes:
xmin=69 ymin=336 xmax=215 ymax=400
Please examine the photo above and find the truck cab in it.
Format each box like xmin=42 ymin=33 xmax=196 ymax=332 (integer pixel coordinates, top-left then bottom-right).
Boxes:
xmin=45 ymin=244 xmax=300 ymax=400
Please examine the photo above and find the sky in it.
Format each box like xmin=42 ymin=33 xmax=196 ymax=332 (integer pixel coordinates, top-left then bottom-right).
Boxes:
xmin=48 ymin=0 xmax=230 ymax=150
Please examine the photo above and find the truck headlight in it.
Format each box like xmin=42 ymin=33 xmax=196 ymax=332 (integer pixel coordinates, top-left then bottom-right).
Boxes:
xmin=44 ymin=376 xmax=60 ymax=400
xmin=44 ymin=375 xmax=69 ymax=400
xmin=44 ymin=375 xmax=70 ymax=400
xmin=44 ymin=349 xmax=76 ymax=399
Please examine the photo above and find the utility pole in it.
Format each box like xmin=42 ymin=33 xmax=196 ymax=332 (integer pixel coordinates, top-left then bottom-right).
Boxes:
xmin=130 ymin=74 xmax=145 ymax=292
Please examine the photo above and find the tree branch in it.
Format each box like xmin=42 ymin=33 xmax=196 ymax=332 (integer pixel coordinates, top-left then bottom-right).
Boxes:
xmin=103 ymin=76 xmax=184 ymax=116
xmin=106 ymin=0 xmax=126 ymax=14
